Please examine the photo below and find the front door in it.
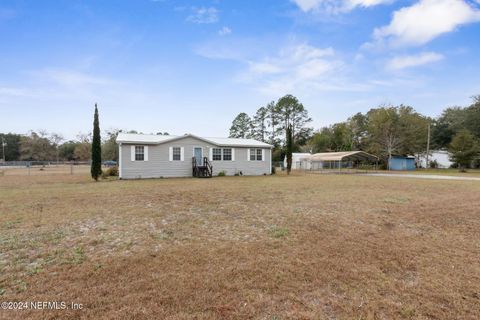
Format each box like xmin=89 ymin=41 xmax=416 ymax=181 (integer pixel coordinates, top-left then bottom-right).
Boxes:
xmin=194 ymin=147 xmax=203 ymax=165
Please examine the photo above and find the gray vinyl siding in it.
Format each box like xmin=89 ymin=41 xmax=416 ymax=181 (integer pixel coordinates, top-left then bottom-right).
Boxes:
xmin=210 ymin=148 xmax=270 ymax=176
xmin=120 ymin=136 xmax=271 ymax=179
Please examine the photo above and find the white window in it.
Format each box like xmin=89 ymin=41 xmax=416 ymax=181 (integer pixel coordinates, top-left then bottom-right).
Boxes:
xmin=256 ymin=149 xmax=263 ymax=161
xmin=249 ymin=148 xmax=263 ymax=161
xmin=212 ymin=148 xmax=222 ymax=161
xmin=223 ymin=148 xmax=232 ymax=161
xmin=135 ymin=146 xmax=144 ymax=161
xmin=172 ymin=147 xmax=181 ymax=161
xmin=250 ymin=148 xmax=256 ymax=161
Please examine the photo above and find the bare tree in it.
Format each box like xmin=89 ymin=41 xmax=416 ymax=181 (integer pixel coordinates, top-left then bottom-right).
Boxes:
xmin=50 ymin=133 xmax=64 ymax=163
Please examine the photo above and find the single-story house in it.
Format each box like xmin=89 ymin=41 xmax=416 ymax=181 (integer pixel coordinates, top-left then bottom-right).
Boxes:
xmin=116 ymin=133 xmax=273 ymax=179
xmin=389 ymin=156 xmax=416 ymax=171
xmin=417 ymin=150 xmax=452 ymax=168
xmin=283 ymin=153 xmax=312 ymax=170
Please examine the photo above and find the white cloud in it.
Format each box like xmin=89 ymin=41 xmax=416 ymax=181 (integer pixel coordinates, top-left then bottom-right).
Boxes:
xmin=291 ymin=0 xmax=393 ymax=13
xmin=186 ymin=7 xmax=219 ymax=24
xmin=218 ymin=26 xmax=232 ymax=36
xmin=387 ymin=52 xmax=444 ymax=70
xmin=373 ymin=0 xmax=480 ymax=47
xmin=241 ymin=44 xmax=343 ymax=95
xmin=249 ymin=62 xmax=283 ymax=75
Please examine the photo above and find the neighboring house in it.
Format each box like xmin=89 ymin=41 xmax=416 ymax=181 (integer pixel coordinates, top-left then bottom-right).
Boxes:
xmin=116 ymin=133 xmax=273 ymax=179
xmin=388 ymin=156 xmax=416 ymax=171
xmin=283 ymin=153 xmax=312 ymax=170
xmin=417 ymin=150 xmax=453 ymax=169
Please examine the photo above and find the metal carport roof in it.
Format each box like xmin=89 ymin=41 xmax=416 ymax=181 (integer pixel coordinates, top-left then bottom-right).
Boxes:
xmin=306 ymin=151 xmax=378 ymax=162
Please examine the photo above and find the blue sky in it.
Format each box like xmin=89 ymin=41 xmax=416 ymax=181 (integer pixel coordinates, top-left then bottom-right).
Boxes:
xmin=1 ymin=0 xmax=480 ymax=139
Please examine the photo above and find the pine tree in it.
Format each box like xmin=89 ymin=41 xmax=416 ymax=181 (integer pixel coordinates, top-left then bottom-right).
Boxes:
xmin=229 ymin=113 xmax=252 ymax=138
xmin=286 ymin=124 xmax=293 ymax=175
xmin=91 ymin=104 xmax=102 ymax=181
xmin=252 ymin=106 xmax=268 ymax=142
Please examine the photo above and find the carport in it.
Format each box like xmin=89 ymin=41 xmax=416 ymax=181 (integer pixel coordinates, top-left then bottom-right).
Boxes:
xmin=306 ymin=151 xmax=379 ymax=173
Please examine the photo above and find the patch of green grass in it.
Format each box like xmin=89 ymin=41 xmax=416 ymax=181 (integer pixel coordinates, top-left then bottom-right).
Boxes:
xmin=26 ymin=265 xmax=43 ymax=276
xmin=3 ymin=217 xmax=23 ymax=230
xmin=12 ymin=279 xmax=27 ymax=293
xmin=383 ymin=197 xmax=410 ymax=204
xmin=71 ymin=246 xmax=86 ymax=265
xmin=151 ymin=229 xmax=175 ymax=241
xmin=269 ymin=226 xmax=289 ymax=239
xmin=400 ymin=306 xmax=416 ymax=318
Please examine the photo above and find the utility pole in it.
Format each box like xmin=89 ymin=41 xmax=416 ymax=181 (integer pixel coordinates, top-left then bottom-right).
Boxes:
xmin=1 ymin=137 xmax=6 ymax=163
xmin=426 ymin=123 xmax=431 ymax=169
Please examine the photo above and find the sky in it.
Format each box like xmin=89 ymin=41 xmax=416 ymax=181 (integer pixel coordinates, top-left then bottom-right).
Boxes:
xmin=1 ymin=0 xmax=480 ymax=140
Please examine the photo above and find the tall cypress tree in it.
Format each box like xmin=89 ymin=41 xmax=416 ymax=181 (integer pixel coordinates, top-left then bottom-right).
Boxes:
xmin=286 ymin=124 xmax=293 ymax=175
xmin=91 ymin=103 xmax=102 ymax=181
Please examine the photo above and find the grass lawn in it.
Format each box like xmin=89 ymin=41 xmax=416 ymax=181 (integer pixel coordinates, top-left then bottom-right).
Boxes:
xmin=0 ymin=173 xmax=479 ymax=319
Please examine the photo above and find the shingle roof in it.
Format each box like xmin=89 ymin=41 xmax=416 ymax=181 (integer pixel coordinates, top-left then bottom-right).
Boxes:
xmin=116 ymin=133 xmax=273 ymax=148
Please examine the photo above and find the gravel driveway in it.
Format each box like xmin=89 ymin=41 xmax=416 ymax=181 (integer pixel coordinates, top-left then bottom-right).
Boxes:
xmin=364 ymin=173 xmax=480 ymax=181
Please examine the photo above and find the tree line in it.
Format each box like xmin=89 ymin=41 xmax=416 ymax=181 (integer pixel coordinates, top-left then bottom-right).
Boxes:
xmin=0 ymin=130 xmax=120 ymax=162
xmin=0 ymin=128 xmax=172 ymax=163
xmin=229 ymin=95 xmax=480 ymax=168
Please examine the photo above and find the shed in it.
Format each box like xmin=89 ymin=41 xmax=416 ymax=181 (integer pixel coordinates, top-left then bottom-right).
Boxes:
xmin=388 ymin=156 xmax=416 ymax=171
xmin=283 ymin=153 xmax=312 ymax=170
xmin=417 ymin=150 xmax=452 ymax=169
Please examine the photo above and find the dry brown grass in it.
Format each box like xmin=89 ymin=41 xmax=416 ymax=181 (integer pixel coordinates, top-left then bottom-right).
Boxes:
xmin=0 ymin=173 xmax=479 ymax=319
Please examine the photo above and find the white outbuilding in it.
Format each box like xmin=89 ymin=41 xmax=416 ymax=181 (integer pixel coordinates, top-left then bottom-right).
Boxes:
xmin=283 ymin=153 xmax=312 ymax=170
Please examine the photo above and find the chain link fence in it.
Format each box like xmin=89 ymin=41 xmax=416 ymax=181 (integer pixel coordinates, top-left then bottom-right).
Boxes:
xmin=0 ymin=161 xmax=91 ymax=176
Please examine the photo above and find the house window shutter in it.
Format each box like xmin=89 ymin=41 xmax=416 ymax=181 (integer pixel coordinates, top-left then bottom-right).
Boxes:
xmin=232 ymin=148 xmax=235 ymax=161
xmin=144 ymin=146 xmax=149 ymax=161
xmin=131 ymin=146 xmax=135 ymax=162
xmin=209 ymin=148 xmax=213 ymax=161
xmin=247 ymin=148 xmax=250 ymax=161
xmin=262 ymin=149 xmax=265 ymax=161
xmin=180 ymin=147 xmax=185 ymax=161
xmin=169 ymin=147 xmax=173 ymax=162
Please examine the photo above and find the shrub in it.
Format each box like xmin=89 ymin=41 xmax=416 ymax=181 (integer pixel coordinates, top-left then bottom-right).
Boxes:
xmin=107 ymin=166 xmax=119 ymax=176
xmin=429 ymin=160 xmax=439 ymax=169
xmin=218 ymin=170 xmax=226 ymax=177
xmin=101 ymin=170 xmax=109 ymax=179
xmin=271 ymin=166 xmax=276 ymax=175
xmin=101 ymin=166 xmax=118 ymax=179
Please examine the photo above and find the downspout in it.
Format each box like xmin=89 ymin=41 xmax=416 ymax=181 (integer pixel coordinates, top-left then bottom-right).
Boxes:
xmin=118 ymin=142 xmax=123 ymax=179
xmin=270 ymin=148 xmax=272 ymax=174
